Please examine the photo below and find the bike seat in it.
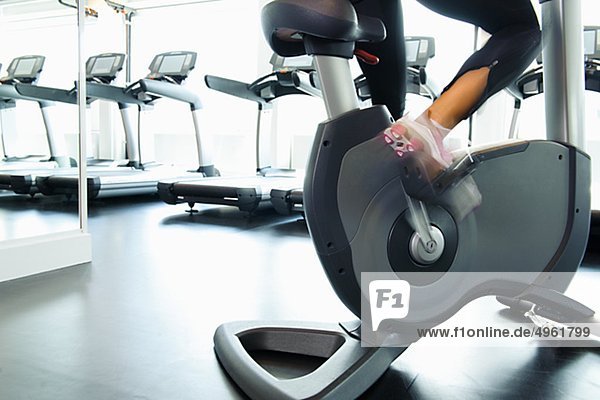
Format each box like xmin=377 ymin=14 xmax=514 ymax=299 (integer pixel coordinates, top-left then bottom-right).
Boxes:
xmin=262 ymin=0 xmax=386 ymax=57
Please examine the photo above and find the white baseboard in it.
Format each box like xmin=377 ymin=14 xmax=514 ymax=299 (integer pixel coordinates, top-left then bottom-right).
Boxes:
xmin=0 ymin=230 xmax=92 ymax=283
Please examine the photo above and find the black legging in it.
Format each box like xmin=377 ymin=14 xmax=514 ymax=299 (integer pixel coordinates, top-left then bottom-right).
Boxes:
xmin=352 ymin=0 xmax=541 ymax=120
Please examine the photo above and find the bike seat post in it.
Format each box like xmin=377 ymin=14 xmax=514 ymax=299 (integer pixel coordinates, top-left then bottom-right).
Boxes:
xmin=313 ymin=54 xmax=360 ymax=119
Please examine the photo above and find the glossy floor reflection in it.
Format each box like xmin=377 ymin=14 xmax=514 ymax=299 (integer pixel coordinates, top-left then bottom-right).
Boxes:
xmin=0 ymin=196 xmax=598 ymax=400
xmin=0 ymin=193 xmax=79 ymax=240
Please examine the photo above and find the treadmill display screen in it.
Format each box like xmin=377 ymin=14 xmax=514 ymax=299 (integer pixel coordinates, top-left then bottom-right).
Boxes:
xmin=282 ymin=55 xmax=313 ymax=69
xmin=92 ymin=56 xmax=116 ymax=74
xmin=158 ymin=55 xmax=187 ymax=74
xmin=584 ymin=29 xmax=597 ymax=56
xmin=14 ymin=58 xmax=37 ymax=76
xmin=406 ymin=40 xmax=420 ymax=63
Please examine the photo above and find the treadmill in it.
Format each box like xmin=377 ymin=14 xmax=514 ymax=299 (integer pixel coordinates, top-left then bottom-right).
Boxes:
xmin=269 ymin=36 xmax=438 ymax=215
xmin=0 ymin=55 xmax=74 ymax=172
xmin=0 ymin=53 xmax=132 ymax=195
xmin=157 ymin=54 xmax=321 ymax=213
xmin=31 ymin=51 xmax=218 ymax=199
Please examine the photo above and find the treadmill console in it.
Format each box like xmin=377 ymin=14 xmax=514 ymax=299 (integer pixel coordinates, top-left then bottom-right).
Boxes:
xmin=0 ymin=55 xmax=45 ymax=85
xmin=584 ymin=26 xmax=600 ymax=59
xmin=404 ymin=36 xmax=435 ymax=68
xmin=269 ymin=54 xmax=315 ymax=89
xmin=584 ymin=26 xmax=600 ymax=92
xmin=86 ymin=53 xmax=126 ymax=84
xmin=146 ymin=51 xmax=197 ymax=84
xmin=270 ymin=54 xmax=314 ymax=71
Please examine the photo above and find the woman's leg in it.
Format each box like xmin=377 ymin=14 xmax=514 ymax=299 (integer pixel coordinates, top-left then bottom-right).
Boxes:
xmin=426 ymin=67 xmax=490 ymax=130
xmin=417 ymin=0 xmax=542 ymax=131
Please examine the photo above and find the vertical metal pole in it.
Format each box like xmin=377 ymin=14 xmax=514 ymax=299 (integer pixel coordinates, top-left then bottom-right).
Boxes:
xmin=313 ymin=56 xmax=359 ymax=119
xmin=540 ymin=0 xmax=585 ymax=149
xmin=0 ymin=106 xmax=16 ymax=158
xmin=119 ymin=105 xmax=140 ymax=165
xmin=40 ymin=104 xmax=68 ymax=159
xmin=125 ymin=12 xmax=133 ymax=83
xmin=77 ymin=0 xmax=88 ymax=233
xmin=468 ymin=26 xmax=479 ymax=146
xmin=191 ymin=108 xmax=213 ymax=168
xmin=255 ymin=106 xmax=273 ymax=171
xmin=255 ymin=106 xmax=262 ymax=171
xmin=0 ymin=106 xmax=5 ymax=158
xmin=508 ymin=101 xmax=521 ymax=139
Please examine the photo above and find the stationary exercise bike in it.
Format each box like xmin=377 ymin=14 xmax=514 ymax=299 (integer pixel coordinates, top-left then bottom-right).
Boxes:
xmin=214 ymin=1 xmax=595 ymax=399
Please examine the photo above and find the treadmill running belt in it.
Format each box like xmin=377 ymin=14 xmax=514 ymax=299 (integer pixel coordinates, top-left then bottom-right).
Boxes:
xmin=159 ymin=175 xmax=303 ymax=212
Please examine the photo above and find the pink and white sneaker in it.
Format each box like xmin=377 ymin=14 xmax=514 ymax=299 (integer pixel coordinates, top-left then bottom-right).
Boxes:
xmin=383 ymin=114 xmax=453 ymax=170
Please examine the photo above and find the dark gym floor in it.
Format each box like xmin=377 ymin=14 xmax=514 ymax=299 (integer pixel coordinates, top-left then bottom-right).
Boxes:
xmin=0 ymin=194 xmax=598 ymax=400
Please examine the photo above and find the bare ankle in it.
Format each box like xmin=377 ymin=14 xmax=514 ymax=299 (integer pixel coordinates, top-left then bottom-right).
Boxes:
xmin=417 ymin=111 xmax=452 ymax=140
xmin=425 ymin=109 xmax=456 ymax=131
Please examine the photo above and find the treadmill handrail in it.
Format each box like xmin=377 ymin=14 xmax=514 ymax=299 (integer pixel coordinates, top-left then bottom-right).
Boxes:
xmin=205 ymin=75 xmax=267 ymax=105
xmin=127 ymin=78 xmax=202 ymax=110
xmin=14 ymin=83 xmax=93 ymax=105
xmin=205 ymin=72 xmax=309 ymax=107
xmin=86 ymin=82 xmax=148 ymax=107
xmin=0 ymin=84 xmax=53 ymax=108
